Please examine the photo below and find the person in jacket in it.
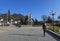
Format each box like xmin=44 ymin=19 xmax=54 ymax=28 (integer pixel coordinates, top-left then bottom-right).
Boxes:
xmin=42 ymin=23 xmax=46 ymax=37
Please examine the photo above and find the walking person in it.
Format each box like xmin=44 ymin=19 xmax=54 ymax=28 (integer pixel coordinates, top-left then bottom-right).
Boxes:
xmin=42 ymin=23 xmax=46 ymax=37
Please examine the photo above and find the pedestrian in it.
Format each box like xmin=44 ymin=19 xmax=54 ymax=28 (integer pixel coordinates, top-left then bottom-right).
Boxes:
xmin=42 ymin=23 xmax=46 ymax=37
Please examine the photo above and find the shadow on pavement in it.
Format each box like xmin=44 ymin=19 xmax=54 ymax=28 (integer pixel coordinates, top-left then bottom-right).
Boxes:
xmin=9 ymin=34 xmax=44 ymax=37
xmin=46 ymin=31 xmax=60 ymax=41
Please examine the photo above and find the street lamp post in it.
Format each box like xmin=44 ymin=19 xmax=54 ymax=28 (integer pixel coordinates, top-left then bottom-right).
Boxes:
xmin=50 ymin=10 xmax=56 ymax=32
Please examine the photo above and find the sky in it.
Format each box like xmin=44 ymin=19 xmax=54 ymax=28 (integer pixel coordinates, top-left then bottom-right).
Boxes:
xmin=0 ymin=0 xmax=60 ymax=21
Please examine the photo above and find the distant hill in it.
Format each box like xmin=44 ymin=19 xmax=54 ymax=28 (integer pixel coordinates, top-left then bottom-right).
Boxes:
xmin=0 ymin=14 xmax=25 ymax=20
xmin=11 ymin=14 xmax=25 ymax=19
xmin=0 ymin=13 xmax=7 ymax=18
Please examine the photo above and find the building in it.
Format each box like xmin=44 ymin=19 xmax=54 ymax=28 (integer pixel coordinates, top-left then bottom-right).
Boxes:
xmin=28 ymin=12 xmax=33 ymax=25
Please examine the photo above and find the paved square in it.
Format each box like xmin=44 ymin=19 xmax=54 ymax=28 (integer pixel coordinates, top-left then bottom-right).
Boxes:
xmin=0 ymin=26 xmax=58 ymax=41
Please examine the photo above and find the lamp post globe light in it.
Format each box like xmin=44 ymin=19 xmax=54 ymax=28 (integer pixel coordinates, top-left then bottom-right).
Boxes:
xmin=50 ymin=10 xmax=56 ymax=32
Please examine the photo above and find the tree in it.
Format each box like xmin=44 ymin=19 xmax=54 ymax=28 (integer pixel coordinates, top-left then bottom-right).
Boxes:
xmin=34 ymin=18 xmax=38 ymax=25
xmin=8 ymin=9 xmax=11 ymax=22
xmin=24 ymin=16 xmax=28 ymax=25
xmin=47 ymin=16 xmax=52 ymax=23
xmin=20 ymin=18 xmax=23 ymax=25
xmin=41 ymin=15 xmax=47 ymax=22
xmin=58 ymin=15 xmax=60 ymax=19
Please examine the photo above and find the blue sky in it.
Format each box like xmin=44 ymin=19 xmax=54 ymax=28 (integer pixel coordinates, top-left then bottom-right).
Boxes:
xmin=0 ymin=0 xmax=60 ymax=21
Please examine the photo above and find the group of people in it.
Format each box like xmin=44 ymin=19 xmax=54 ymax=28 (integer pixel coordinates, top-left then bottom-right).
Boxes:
xmin=42 ymin=22 xmax=49 ymax=37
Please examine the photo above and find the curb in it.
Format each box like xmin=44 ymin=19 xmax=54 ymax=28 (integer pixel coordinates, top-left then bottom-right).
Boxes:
xmin=47 ymin=30 xmax=60 ymax=38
